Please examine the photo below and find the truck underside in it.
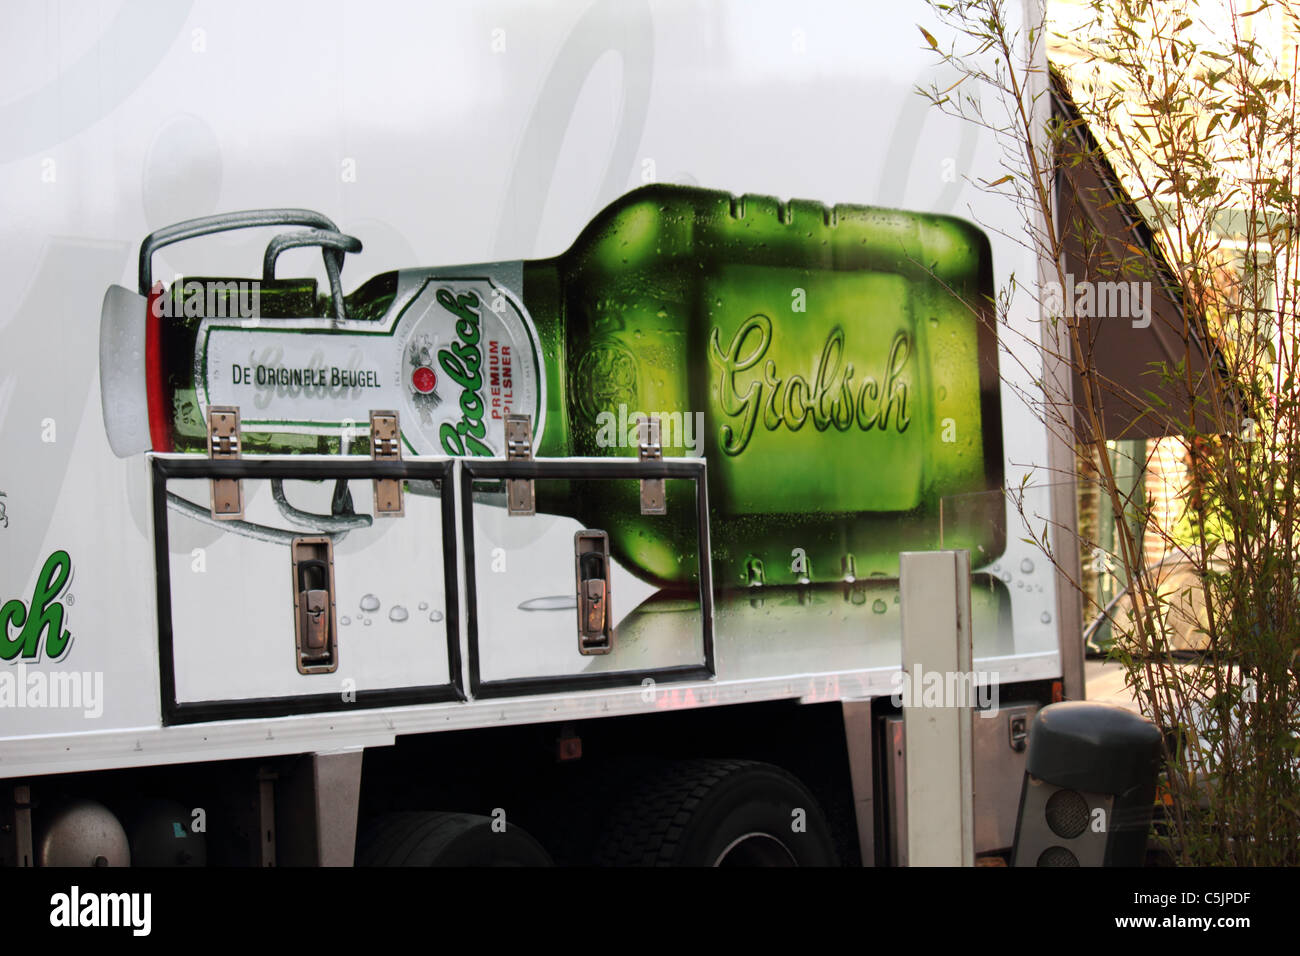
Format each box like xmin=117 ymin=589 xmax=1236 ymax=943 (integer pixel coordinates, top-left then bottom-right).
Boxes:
xmin=2 ymin=679 xmax=1055 ymax=866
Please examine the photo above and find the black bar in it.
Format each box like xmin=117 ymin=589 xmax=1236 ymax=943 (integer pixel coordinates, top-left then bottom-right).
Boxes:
xmin=163 ymin=685 xmax=465 ymax=725
xmin=154 ymin=457 xmax=450 ymax=481
xmin=693 ymin=461 xmax=716 ymax=677
xmin=459 ymin=465 xmax=483 ymax=696
xmin=463 ymin=458 xmax=706 ymax=480
xmin=472 ymin=666 xmax=715 ymax=700
xmin=152 ymin=460 xmax=178 ymax=724
xmin=440 ymin=462 xmax=464 ymax=698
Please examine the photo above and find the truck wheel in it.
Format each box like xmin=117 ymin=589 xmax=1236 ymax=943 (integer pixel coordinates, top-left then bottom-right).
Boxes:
xmin=356 ymin=812 xmax=552 ymax=866
xmin=595 ymin=759 xmax=839 ymax=866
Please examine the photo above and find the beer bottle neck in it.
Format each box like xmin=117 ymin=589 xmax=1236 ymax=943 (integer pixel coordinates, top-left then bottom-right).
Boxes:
xmin=521 ymin=257 xmax=571 ymax=459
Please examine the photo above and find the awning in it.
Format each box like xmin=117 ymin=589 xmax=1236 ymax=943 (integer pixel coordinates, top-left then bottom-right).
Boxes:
xmin=1051 ymin=68 xmax=1228 ymax=441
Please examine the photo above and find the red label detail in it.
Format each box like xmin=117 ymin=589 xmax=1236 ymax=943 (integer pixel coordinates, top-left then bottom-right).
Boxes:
xmin=411 ymin=366 xmax=437 ymax=394
xmin=146 ymin=282 xmax=173 ymax=452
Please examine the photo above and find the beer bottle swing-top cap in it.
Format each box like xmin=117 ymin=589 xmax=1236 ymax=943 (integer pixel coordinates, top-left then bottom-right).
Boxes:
xmin=99 ymin=283 xmax=153 ymax=458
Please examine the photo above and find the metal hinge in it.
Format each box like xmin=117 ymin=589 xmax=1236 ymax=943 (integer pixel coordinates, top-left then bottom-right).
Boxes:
xmin=506 ymin=414 xmax=535 ymax=516
xmin=208 ymin=406 xmax=243 ymax=520
xmin=370 ymin=410 xmax=403 ymax=517
xmin=638 ymin=415 xmax=666 ymax=516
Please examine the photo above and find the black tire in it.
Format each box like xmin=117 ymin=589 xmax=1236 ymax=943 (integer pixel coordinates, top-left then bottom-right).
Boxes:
xmin=594 ymin=759 xmax=839 ymax=866
xmin=356 ymin=811 xmax=552 ymax=866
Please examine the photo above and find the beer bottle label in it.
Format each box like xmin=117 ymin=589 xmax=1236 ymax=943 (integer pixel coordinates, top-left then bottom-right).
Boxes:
xmin=197 ymin=269 xmax=546 ymax=456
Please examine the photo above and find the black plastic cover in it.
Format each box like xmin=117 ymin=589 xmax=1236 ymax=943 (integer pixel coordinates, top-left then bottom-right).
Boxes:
xmin=1025 ymin=700 xmax=1163 ymax=796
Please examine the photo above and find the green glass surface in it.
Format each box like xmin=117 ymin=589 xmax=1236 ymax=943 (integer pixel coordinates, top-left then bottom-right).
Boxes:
xmin=529 ymin=185 xmax=1004 ymax=586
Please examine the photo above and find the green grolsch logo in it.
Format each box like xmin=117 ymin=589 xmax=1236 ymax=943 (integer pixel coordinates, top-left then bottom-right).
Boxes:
xmin=709 ymin=314 xmax=912 ymax=456
xmin=435 ymin=287 xmax=492 ymax=457
xmin=1 ymin=550 xmax=74 ymax=661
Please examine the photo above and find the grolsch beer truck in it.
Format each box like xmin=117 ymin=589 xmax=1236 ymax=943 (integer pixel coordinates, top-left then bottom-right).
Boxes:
xmin=0 ymin=0 xmax=1082 ymax=865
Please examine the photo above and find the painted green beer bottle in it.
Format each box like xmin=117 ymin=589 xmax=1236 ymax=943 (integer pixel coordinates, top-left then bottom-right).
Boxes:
xmin=100 ymin=184 xmax=1004 ymax=587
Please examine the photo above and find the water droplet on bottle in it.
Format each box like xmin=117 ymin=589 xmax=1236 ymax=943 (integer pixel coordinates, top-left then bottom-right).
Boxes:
xmin=418 ymin=601 xmax=429 ymax=611
xmin=359 ymin=594 xmax=380 ymax=613
xmin=872 ymin=599 xmax=887 ymax=614
xmin=1000 ymin=572 xmax=1011 ymax=582
xmin=937 ymin=386 xmax=947 ymax=400
xmin=430 ymin=610 xmax=444 ymax=622
xmin=389 ymin=605 xmax=409 ymax=622
xmin=1040 ymin=612 xmax=1052 ymax=624
xmin=340 ymin=616 xmax=351 ymax=626
xmin=1020 ymin=558 xmax=1035 ymax=574
xmin=929 ymin=316 xmax=939 ymax=327
xmin=364 ymin=618 xmax=373 ymax=626
xmin=745 ymin=556 xmax=766 ymax=588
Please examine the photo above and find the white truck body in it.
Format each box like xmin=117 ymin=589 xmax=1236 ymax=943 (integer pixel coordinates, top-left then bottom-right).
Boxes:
xmin=0 ymin=0 xmax=1065 ymax=863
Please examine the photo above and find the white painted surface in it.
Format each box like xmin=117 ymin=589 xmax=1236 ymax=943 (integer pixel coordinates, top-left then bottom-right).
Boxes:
xmin=0 ymin=0 xmax=1061 ymax=772
xmin=901 ymin=550 xmax=975 ymax=867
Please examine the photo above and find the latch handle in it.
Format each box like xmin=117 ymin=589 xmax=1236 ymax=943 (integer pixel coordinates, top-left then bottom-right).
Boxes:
xmin=1009 ymin=714 xmax=1029 ymax=753
xmin=290 ymin=537 xmax=338 ymax=674
xmin=575 ymin=530 xmax=613 ymax=655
